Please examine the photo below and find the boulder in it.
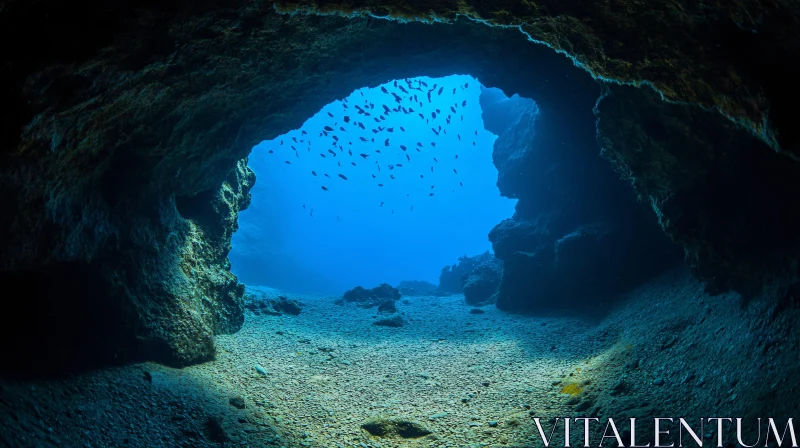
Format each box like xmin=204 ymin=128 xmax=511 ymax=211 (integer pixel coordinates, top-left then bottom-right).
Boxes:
xmin=342 ymin=283 xmax=401 ymax=308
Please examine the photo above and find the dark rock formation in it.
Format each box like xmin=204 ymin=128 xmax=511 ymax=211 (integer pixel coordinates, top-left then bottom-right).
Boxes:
xmin=244 ymin=288 xmax=302 ymax=316
xmin=2 ymin=0 xmax=799 ymax=368
xmin=373 ymin=315 xmax=405 ymax=328
xmin=438 ymin=251 xmax=498 ymax=294
xmin=463 ymin=257 xmax=503 ymax=306
xmin=396 ymin=280 xmax=437 ymax=296
xmin=377 ymin=300 xmax=397 ymax=314
xmin=596 ymin=85 xmax=800 ymax=299
xmin=342 ymin=283 xmax=401 ymax=308
xmin=484 ymin=87 xmax=682 ymax=313
xmin=361 ymin=416 xmax=431 ymax=438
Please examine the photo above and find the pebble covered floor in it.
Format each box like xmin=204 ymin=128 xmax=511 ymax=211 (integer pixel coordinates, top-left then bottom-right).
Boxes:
xmin=1 ymin=269 xmax=778 ymax=447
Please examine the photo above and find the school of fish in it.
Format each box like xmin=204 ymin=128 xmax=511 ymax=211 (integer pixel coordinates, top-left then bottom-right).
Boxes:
xmin=267 ymin=78 xmax=479 ymax=215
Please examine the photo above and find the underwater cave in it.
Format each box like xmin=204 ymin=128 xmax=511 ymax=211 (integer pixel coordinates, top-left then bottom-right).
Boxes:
xmin=2 ymin=1 xmax=800 ymax=446
xmin=230 ymin=75 xmax=519 ymax=294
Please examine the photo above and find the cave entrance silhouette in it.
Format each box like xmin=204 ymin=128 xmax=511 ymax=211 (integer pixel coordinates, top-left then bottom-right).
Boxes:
xmin=230 ymin=75 xmax=520 ymax=295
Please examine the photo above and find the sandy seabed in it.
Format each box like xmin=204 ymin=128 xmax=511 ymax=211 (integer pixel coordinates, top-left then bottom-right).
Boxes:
xmin=1 ymin=268 xmax=785 ymax=448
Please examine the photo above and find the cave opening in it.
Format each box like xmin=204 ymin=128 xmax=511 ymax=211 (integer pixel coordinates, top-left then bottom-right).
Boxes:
xmin=230 ymin=75 xmax=519 ymax=295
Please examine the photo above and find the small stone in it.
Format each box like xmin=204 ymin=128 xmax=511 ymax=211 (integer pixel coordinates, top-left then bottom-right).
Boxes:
xmin=255 ymin=364 xmax=268 ymax=376
xmin=229 ymin=396 xmax=246 ymax=409
xmin=481 ymin=381 xmax=490 ymax=387
xmin=652 ymin=378 xmax=665 ymax=386
xmin=488 ymin=421 xmax=499 ymax=427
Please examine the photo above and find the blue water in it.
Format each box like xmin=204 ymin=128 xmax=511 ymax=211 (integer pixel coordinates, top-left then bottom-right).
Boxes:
xmin=231 ymin=75 xmax=517 ymax=294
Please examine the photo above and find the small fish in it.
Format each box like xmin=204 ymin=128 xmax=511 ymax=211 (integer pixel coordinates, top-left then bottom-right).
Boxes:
xmin=372 ymin=174 xmax=376 ymax=178
xmin=344 ymin=116 xmax=350 ymax=123
xmin=324 ymin=126 xmax=333 ymax=131
xmin=349 ymin=149 xmax=353 ymax=156
xmin=417 ymin=142 xmax=423 ymax=147
xmin=360 ymin=154 xmax=369 ymax=159
xmin=453 ymin=168 xmax=458 ymax=174
xmin=268 ymin=149 xmax=273 ymax=154
xmin=450 ymin=106 xmax=456 ymax=113
xmin=327 ymin=112 xmax=334 ymax=117
xmin=431 ymin=142 xmax=436 ymax=147
xmin=390 ymin=174 xmax=395 ymax=180
xmin=320 ymin=154 xmax=326 ymax=158
xmin=411 ymin=205 xmax=414 ymax=211
xmin=321 ymin=186 xmax=329 ymax=191
xmin=462 ymin=100 xmax=467 ymax=107
xmin=400 ymin=127 xmax=405 ymax=132
xmin=381 ymin=86 xmax=389 ymax=93
xmin=400 ymin=145 xmax=407 ymax=151
xmin=378 ymin=183 xmax=384 ymax=187
xmin=420 ymin=174 xmax=424 ymax=178
xmin=460 ymin=182 xmax=463 ymax=187
xmin=387 ymin=127 xmax=394 ymax=132
xmin=430 ymin=166 xmax=434 ymax=172
xmin=434 ymin=157 xmax=438 ymax=163
xmin=381 ymin=201 xmax=384 ymax=207
xmin=396 ymin=163 xmax=403 ymax=167
xmin=301 ymin=130 xmax=307 ymax=135
xmin=458 ymin=134 xmax=461 ymax=140
xmin=324 ymin=174 xmax=330 ymax=178
xmin=327 ymin=149 xmax=336 ymax=156
xmin=385 ymin=138 xmax=390 ymax=146
xmin=338 ymin=174 xmax=348 ymax=180
xmin=406 ymin=154 xmax=410 ymax=161
xmin=438 ymin=87 xmax=443 ymax=95
xmin=473 ymin=142 xmax=476 ymax=145
xmin=285 ymin=160 xmax=292 ymax=164
xmin=455 ymin=154 xmax=458 ymax=159
xmin=432 ymin=112 xmax=437 ymax=119
xmin=312 ymin=171 xmax=317 ymax=176
xmin=429 ymin=192 xmax=435 ymax=196
xmin=351 ymin=162 xmax=356 ymax=166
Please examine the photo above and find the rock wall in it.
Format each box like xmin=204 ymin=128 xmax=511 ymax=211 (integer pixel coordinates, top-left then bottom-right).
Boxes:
xmin=482 ymin=87 xmax=681 ymax=313
xmin=1 ymin=0 xmax=799 ymax=367
xmin=596 ymin=85 xmax=800 ymax=299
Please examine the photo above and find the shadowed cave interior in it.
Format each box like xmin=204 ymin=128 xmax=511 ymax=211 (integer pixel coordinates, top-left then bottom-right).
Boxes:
xmin=2 ymin=2 xmax=800 ymax=447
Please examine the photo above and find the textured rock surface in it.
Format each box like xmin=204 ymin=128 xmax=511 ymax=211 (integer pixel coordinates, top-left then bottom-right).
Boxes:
xmin=462 ymin=256 xmax=503 ymax=306
xmin=342 ymin=283 xmax=401 ymax=308
xmin=244 ymin=286 xmax=303 ymax=316
xmin=438 ymin=251 xmax=498 ymax=294
xmin=484 ymin=86 xmax=681 ymax=313
xmin=1 ymin=0 xmax=799 ymax=367
xmin=596 ymin=85 xmax=800 ymax=298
